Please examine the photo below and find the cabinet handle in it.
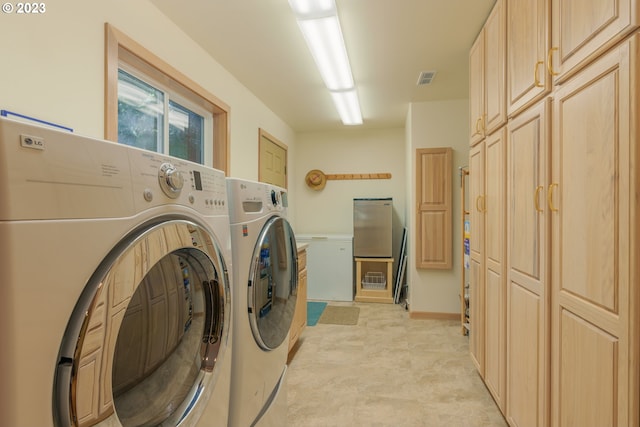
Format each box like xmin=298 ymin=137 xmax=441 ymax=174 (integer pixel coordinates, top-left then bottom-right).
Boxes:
xmin=534 ymin=185 xmax=543 ymax=212
xmin=547 ymin=47 xmax=559 ymax=76
xmin=547 ymin=183 xmax=559 ymax=212
xmin=534 ymin=61 xmax=544 ymax=87
xmin=476 ymin=195 xmax=483 ymax=212
xmin=473 ymin=117 xmax=482 ymax=136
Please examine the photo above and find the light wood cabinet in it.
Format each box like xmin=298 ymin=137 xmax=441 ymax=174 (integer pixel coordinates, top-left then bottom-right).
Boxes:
xmin=467 ymin=0 xmax=506 ymax=380
xmin=354 ymin=258 xmax=394 ymax=304
xmin=288 ymin=246 xmax=307 ymax=353
xmin=471 ymin=5 xmax=640 ymax=427
xmin=550 ymin=35 xmax=639 ymax=427
xmin=468 ymin=128 xmax=507 ymax=409
xmin=470 ymin=0 xmax=506 ymax=146
xmin=469 ymin=28 xmax=485 ymax=147
xmin=550 ymin=0 xmax=639 ymax=83
xmin=415 ymin=147 xmax=452 ymax=269
xmin=506 ymin=0 xmax=550 ymax=117
xmin=468 ymin=142 xmax=485 ymax=375
xmin=483 ymin=0 xmax=507 ymax=135
xmin=483 ymin=128 xmax=506 ymax=412
xmin=506 ymin=98 xmax=550 ymax=427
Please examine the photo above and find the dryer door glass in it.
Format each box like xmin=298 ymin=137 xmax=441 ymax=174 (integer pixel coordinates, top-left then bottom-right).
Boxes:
xmin=54 ymin=220 xmax=231 ymax=427
xmin=248 ymin=216 xmax=298 ymax=350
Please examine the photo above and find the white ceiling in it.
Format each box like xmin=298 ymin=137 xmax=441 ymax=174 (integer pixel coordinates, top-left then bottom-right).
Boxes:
xmin=150 ymin=0 xmax=496 ymax=132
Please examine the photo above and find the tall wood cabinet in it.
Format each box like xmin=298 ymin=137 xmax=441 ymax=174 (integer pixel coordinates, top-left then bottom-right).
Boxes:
xmin=468 ymin=142 xmax=485 ymax=376
xmin=468 ymin=0 xmax=507 ymax=402
xmin=470 ymin=2 xmax=640 ymax=426
xmin=550 ymin=36 xmax=639 ymax=427
xmin=506 ymin=99 xmax=550 ymax=427
xmin=483 ymin=128 xmax=507 ymax=411
xmin=469 ymin=129 xmax=507 ymax=411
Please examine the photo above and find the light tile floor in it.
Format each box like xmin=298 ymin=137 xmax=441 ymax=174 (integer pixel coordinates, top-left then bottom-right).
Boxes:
xmin=287 ymin=302 xmax=507 ymax=427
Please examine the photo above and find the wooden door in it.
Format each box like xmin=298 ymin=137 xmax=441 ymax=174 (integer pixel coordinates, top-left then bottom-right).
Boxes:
xmin=469 ymin=28 xmax=484 ymax=146
xmin=468 ymin=142 xmax=485 ymax=375
xmin=506 ymin=98 xmax=550 ymax=427
xmin=551 ymin=0 xmax=639 ymax=84
xmin=484 ymin=0 xmax=506 ymax=135
xmin=483 ymin=128 xmax=506 ymax=411
xmin=259 ymin=129 xmax=287 ymax=188
xmin=507 ymin=0 xmax=550 ymax=117
xmin=550 ymin=35 xmax=639 ymax=427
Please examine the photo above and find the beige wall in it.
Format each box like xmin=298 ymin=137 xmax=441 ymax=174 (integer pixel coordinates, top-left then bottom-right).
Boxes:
xmin=406 ymin=100 xmax=469 ymax=315
xmin=0 ymin=0 xmax=297 ymax=222
xmin=293 ymin=128 xmax=405 ymax=230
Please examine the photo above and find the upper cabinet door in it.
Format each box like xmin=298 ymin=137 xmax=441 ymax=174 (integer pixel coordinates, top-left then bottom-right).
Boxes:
xmin=550 ymin=0 xmax=639 ymax=84
xmin=469 ymin=29 xmax=485 ymax=147
xmin=507 ymin=0 xmax=551 ymax=118
xmin=484 ymin=0 xmax=507 ymax=136
xmin=469 ymin=0 xmax=506 ymax=146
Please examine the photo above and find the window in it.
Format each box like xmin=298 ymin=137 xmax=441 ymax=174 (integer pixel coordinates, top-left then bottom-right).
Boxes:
xmin=105 ymin=24 xmax=229 ymax=172
xmin=117 ymin=68 xmax=208 ymax=164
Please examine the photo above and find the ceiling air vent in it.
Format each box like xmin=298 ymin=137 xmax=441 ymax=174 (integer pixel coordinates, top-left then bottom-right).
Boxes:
xmin=417 ymin=70 xmax=437 ymax=86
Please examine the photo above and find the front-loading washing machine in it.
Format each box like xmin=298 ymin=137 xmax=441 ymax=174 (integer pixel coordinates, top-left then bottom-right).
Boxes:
xmin=0 ymin=117 xmax=233 ymax=427
xmin=226 ymin=178 xmax=298 ymax=427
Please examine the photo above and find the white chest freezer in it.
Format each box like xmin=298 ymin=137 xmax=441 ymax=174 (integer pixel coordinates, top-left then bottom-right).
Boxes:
xmin=295 ymin=234 xmax=353 ymax=302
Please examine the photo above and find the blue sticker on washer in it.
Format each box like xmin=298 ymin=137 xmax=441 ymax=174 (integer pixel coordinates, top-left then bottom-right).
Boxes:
xmin=242 ymin=224 xmax=248 ymax=237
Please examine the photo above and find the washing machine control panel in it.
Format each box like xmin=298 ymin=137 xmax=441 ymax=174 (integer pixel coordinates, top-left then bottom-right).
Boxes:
xmin=128 ymin=150 xmax=228 ymax=215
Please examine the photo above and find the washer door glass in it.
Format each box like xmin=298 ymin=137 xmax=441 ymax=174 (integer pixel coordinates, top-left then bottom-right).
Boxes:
xmin=54 ymin=219 xmax=230 ymax=427
xmin=248 ymin=216 xmax=298 ymax=350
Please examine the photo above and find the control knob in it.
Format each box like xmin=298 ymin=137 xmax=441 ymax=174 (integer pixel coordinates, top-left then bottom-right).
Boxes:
xmin=159 ymin=163 xmax=184 ymax=198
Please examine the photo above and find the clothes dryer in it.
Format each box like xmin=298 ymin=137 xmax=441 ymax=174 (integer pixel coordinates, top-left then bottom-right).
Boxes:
xmin=226 ymin=178 xmax=297 ymax=427
xmin=0 ymin=117 xmax=233 ymax=427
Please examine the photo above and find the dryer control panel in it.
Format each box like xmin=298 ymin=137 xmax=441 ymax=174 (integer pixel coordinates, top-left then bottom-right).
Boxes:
xmin=226 ymin=178 xmax=288 ymax=224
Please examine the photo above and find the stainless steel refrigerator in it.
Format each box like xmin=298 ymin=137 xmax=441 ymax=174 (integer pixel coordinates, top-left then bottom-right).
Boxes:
xmin=353 ymin=198 xmax=392 ymax=257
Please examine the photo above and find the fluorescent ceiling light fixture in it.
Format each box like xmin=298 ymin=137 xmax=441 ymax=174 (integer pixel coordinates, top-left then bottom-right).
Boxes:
xmin=297 ymin=17 xmax=353 ymax=90
xmin=330 ymin=89 xmax=362 ymax=125
xmin=289 ymin=0 xmax=335 ymax=18
xmin=290 ymin=0 xmax=363 ymax=125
